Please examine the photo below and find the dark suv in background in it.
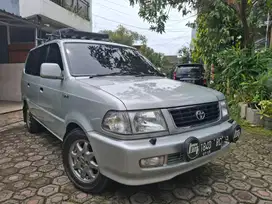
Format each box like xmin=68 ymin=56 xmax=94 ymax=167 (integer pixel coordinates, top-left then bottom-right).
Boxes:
xmin=173 ymin=63 xmax=207 ymax=86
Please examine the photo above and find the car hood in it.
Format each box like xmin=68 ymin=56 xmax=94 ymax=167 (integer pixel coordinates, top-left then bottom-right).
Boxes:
xmin=78 ymin=77 xmax=224 ymax=110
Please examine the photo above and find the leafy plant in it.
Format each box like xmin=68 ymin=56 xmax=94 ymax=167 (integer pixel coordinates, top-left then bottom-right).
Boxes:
xmin=240 ymin=69 xmax=272 ymax=104
xmin=129 ymin=0 xmax=271 ymax=48
xmin=191 ymin=0 xmax=242 ymax=65
xmin=258 ymin=100 xmax=272 ymax=118
xmin=213 ymin=48 xmax=272 ymax=103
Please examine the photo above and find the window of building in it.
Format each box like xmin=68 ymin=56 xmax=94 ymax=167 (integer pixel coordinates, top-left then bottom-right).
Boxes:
xmin=52 ymin=0 xmax=89 ymax=20
xmin=10 ymin=27 xmax=35 ymax=43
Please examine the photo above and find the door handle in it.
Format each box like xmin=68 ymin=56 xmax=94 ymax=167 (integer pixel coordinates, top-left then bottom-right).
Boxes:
xmin=40 ymin=87 xmax=43 ymax=93
xmin=63 ymin=94 xmax=69 ymax=98
xmin=27 ymin=83 xmax=30 ymax=87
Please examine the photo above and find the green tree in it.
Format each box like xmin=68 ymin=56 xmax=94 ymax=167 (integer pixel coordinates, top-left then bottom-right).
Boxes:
xmin=139 ymin=44 xmax=170 ymax=75
xmin=100 ymin=25 xmax=170 ymax=74
xmin=129 ymin=0 xmax=271 ymax=48
xmin=191 ymin=0 xmax=242 ymax=65
xmin=100 ymin=25 xmax=147 ymax=46
xmin=177 ymin=46 xmax=191 ymax=63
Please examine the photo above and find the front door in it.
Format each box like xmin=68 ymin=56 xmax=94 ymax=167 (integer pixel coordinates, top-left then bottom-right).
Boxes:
xmin=23 ymin=46 xmax=46 ymax=117
xmin=38 ymin=43 xmax=66 ymax=137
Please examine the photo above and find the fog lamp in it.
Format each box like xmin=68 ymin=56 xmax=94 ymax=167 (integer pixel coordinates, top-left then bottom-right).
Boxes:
xmin=140 ymin=156 xmax=165 ymax=168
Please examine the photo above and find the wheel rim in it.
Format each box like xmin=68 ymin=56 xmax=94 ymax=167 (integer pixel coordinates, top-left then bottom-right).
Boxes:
xmin=68 ymin=139 xmax=99 ymax=183
xmin=26 ymin=108 xmax=31 ymax=128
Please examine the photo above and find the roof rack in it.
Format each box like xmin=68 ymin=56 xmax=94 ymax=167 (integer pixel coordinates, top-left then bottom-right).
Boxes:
xmin=46 ymin=28 xmax=110 ymax=42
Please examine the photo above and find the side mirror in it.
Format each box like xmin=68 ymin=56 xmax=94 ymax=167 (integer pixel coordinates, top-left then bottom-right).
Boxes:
xmin=40 ymin=63 xmax=63 ymax=80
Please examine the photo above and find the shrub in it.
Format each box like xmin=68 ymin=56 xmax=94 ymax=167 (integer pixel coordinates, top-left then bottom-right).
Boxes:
xmin=213 ymin=48 xmax=272 ymax=104
xmin=258 ymin=100 xmax=272 ymax=118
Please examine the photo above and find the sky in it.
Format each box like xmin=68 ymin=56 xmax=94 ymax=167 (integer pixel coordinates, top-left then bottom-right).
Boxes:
xmin=92 ymin=0 xmax=196 ymax=56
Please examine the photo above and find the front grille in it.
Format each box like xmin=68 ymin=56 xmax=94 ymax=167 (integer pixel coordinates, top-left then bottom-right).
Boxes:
xmin=169 ymin=102 xmax=220 ymax=128
xmin=167 ymin=153 xmax=184 ymax=165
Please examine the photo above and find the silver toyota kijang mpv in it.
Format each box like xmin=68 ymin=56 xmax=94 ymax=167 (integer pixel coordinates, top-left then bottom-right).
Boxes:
xmin=21 ymin=29 xmax=241 ymax=193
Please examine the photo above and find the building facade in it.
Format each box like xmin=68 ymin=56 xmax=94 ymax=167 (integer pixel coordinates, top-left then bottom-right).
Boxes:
xmin=0 ymin=0 xmax=92 ymax=102
xmin=1 ymin=0 xmax=92 ymax=32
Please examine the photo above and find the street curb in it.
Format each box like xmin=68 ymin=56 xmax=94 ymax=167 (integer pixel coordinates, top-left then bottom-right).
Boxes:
xmin=0 ymin=121 xmax=24 ymax=133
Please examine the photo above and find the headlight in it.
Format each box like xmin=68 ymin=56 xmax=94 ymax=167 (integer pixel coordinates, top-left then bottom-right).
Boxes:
xmin=102 ymin=110 xmax=167 ymax=135
xmin=220 ymin=100 xmax=229 ymax=118
xmin=129 ymin=110 xmax=167 ymax=134
xmin=102 ymin=111 xmax=131 ymax=134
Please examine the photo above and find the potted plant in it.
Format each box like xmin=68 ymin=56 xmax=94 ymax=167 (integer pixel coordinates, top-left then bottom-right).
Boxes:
xmin=240 ymin=72 xmax=271 ymax=126
xmin=258 ymin=100 xmax=272 ymax=130
xmin=242 ymin=90 xmax=264 ymax=126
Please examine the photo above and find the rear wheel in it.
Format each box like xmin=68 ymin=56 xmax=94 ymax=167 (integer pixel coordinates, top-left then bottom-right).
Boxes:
xmin=62 ymin=128 xmax=109 ymax=193
xmin=24 ymin=105 xmax=42 ymax=134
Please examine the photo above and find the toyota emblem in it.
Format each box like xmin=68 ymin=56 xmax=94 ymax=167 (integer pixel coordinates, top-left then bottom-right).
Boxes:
xmin=196 ymin=110 xmax=205 ymax=120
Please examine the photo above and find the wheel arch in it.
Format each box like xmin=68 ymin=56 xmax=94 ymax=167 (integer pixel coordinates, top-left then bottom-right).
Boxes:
xmin=63 ymin=112 xmax=93 ymax=142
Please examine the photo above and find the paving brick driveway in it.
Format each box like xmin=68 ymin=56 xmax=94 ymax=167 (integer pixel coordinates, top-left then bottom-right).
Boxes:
xmin=1 ymin=124 xmax=272 ymax=204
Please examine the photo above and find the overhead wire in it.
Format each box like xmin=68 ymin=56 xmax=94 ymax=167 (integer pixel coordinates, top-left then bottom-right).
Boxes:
xmin=92 ymin=0 xmax=195 ymax=47
xmin=93 ymin=14 xmax=191 ymax=32
xmin=93 ymin=0 xmax=197 ymax=32
xmin=94 ymin=2 xmax=132 ymax=17
xmin=149 ymin=35 xmax=191 ymax=46
xmin=94 ymin=2 xmax=196 ymax=23
xmin=101 ymin=0 xmax=129 ymax=8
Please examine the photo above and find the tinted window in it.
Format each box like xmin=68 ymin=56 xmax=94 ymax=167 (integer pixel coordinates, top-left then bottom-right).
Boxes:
xmin=10 ymin=27 xmax=35 ymax=43
xmin=25 ymin=46 xmax=47 ymax=76
xmin=176 ymin=67 xmax=201 ymax=75
xmin=46 ymin=43 xmax=63 ymax=69
xmin=65 ymin=43 xmax=161 ymax=76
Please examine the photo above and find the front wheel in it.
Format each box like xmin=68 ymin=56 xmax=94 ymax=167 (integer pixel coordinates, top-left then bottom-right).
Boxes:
xmin=62 ymin=128 xmax=109 ymax=193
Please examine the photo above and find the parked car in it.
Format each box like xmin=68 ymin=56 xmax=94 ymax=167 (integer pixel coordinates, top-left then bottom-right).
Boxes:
xmin=173 ymin=63 xmax=207 ymax=86
xmin=21 ymin=29 xmax=241 ymax=193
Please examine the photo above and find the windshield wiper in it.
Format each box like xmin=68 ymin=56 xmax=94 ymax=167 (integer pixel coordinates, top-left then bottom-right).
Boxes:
xmin=89 ymin=71 xmax=140 ymax=78
xmin=88 ymin=72 xmax=126 ymax=78
xmin=74 ymin=71 xmax=164 ymax=78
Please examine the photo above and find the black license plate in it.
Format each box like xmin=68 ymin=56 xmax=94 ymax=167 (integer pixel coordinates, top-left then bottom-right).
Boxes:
xmin=200 ymin=136 xmax=223 ymax=156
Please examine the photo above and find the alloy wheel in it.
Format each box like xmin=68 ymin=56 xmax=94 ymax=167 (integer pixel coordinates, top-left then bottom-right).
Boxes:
xmin=68 ymin=139 xmax=99 ymax=183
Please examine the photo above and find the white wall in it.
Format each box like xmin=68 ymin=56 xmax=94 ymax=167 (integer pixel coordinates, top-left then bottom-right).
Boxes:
xmin=19 ymin=0 xmax=92 ymax=32
xmin=0 ymin=64 xmax=24 ymax=102
xmin=19 ymin=0 xmax=41 ymax=18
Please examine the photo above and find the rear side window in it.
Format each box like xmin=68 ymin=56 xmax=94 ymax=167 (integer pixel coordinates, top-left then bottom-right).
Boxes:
xmin=46 ymin=43 xmax=63 ymax=70
xmin=25 ymin=46 xmax=47 ymax=76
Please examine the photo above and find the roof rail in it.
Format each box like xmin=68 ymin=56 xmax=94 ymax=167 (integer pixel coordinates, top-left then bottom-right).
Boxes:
xmin=46 ymin=28 xmax=110 ymax=42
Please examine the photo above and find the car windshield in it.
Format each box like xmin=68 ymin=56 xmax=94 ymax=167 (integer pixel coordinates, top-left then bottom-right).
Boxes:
xmin=65 ymin=42 xmax=162 ymax=77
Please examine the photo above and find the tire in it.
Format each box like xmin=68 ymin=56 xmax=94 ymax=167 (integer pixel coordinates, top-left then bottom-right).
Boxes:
xmin=24 ymin=105 xmax=42 ymax=134
xmin=62 ymin=128 xmax=109 ymax=193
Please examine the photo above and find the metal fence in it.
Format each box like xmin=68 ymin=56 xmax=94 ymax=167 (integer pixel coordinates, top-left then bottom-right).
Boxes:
xmin=50 ymin=0 xmax=90 ymax=20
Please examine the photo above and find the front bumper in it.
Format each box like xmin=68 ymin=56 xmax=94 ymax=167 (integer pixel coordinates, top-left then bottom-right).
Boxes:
xmin=87 ymin=120 xmax=240 ymax=186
